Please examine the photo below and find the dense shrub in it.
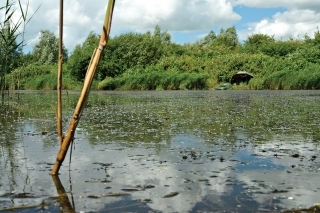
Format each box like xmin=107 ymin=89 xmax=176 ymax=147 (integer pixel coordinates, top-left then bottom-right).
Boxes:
xmin=262 ymin=63 xmax=320 ymax=90
xmin=98 ymin=71 xmax=209 ymax=90
xmin=8 ymin=63 xmax=81 ymax=90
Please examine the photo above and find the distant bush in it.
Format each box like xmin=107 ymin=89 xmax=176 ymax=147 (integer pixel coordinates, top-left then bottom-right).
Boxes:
xmin=8 ymin=63 xmax=82 ymax=90
xmin=98 ymin=71 xmax=209 ymax=90
xmin=262 ymin=63 xmax=320 ymax=90
xmin=24 ymin=73 xmax=57 ymax=90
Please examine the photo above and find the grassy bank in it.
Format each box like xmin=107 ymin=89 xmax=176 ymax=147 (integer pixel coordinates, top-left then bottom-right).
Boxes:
xmin=98 ymin=71 xmax=209 ymax=90
xmin=7 ymin=64 xmax=83 ymax=90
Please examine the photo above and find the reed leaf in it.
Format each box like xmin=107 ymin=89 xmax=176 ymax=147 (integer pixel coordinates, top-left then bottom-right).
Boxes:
xmin=0 ymin=0 xmax=39 ymax=97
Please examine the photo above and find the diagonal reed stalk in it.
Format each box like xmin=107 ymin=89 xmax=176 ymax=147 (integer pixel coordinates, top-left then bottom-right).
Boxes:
xmin=51 ymin=0 xmax=116 ymax=175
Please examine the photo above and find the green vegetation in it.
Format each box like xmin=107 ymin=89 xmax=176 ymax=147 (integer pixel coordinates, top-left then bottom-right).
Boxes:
xmin=98 ymin=71 xmax=209 ymax=90
xmin=32 ymin=30 xmax=68 ymax=65
xmin=1 ymin=0 xmax=40 ymax=96
xmin=2 ymin=5 xmax=320 ymax=91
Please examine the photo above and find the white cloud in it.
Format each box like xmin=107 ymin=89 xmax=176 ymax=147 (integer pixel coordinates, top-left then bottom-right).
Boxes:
xmin=1 ymin=0 xmax=240 ymax=52
xmin=238 ymin=9 xmax=320 ymax=41
xmin=3 ymin=0 xmax=320 ymax=52
xmin=113 ymin=0 xmax=240 ymax=32
xmin=229 ymin=0 xmax=320 ymax=11
xmin=228 ymin=0 xmax=320 ymax=41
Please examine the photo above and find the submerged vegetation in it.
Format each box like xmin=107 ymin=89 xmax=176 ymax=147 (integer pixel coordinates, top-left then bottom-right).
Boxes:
xmin=2 ymin=2 xmax=320 ymax=90
xmin=1 ymin=90 xmax=320 ymax=212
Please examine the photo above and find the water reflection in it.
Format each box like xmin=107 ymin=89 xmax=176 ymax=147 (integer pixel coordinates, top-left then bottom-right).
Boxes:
xmin=51 ymin=175 xmax=75 ymax=212
xmin=0 ymin=91 xmax=320 ymax=212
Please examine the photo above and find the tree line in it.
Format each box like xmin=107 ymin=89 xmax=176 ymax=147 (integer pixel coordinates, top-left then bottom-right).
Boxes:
xmin=3 ymin=7 xmax=320 ymax=90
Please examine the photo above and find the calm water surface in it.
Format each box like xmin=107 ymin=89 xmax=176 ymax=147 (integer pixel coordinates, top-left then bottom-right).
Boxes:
xmin=1 ymin=90 xmax=320 ymax=213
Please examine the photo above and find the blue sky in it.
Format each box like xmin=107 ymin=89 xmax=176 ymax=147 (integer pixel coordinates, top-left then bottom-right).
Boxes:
xmin=4 ymin=0 xmax=320 ymax=52
xmin=171 ymin=6 xmax=287 ymax=44
xmin=233 ymin=6 xmax=286 ymax=30
xmin=167 ymin=5 xmax=310 ymax=44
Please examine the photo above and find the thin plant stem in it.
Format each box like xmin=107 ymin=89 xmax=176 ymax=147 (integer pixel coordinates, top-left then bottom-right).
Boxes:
xmin=51 ymin=0 xmax=116 ymax=175
xmin=57 ymin=0 xmax=63 ymax=146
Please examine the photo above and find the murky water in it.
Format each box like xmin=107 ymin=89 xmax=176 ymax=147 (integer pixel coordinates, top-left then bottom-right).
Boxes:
xmin=1 ymin=90 xmax=320 ymax=213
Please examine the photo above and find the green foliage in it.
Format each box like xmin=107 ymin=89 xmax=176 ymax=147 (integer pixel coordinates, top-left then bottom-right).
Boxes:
xmin=0 ymin=0 xmax=34 ymax=77
xmin=98 ymin=71 xmax=209 ymax=90
xmin=100 ymin=30 xmax=165 ymax=78
xmin=0 ymin=0 xmax=41 ymax=95
xmin=153 ymin=24 xmax=171 ymax=44
xmin=304 ymin=29 xmax=320 ymax=46
xmin=32 ymin=30 xmax=68 ymax=65
xmin=68 ymin=32 xmax=101 ymax=82
xmin=152 ymin=54 xmax=205 ymax=73
xmin=95 ymin=25 xmax=320 ymax=91
xmin=262 ymin=40 xmax=302 ymax=57
xmin=8 ymin=63 xmax=81 ymax=90
xmin=243 ymin=34 xmax=275 ymax=53
xmin=6 ymin=22 xmax=320 ymax=91
xmin=243 ymin=34 xmax=302 ymax=57
xmin=200 ymin=30 xmax=216 ymax=47
xmin=66 ymin=26 xmax=169 ymax=82
xmin=263 ymin=63 xmax=320 ymax=90
xmin=247 ymin=77 xmax=265 ymax=90
xmin=24 ymin=72 xmax=57 ymax=90
xmin=245 ymin=34 xmax=275 ymax=46
xmin=210 ymin=26 xmax=239 ymax=49
xmin=203 ymin=53 xmax=278 ymax=83
xmin=0 ymin=26 xmax=21 ymax=72
xmin=9 ymin=63 xmax=53 ymax=89
xmin=163 ymin=42 xmax=186 ymax=57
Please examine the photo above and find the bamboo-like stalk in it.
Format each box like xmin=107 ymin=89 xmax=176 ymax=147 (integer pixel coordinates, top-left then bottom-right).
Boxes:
xmin=51 ymin=0 xmax=116 ymax=175
xmin=57 ymin=0 xmax=63 ymax=146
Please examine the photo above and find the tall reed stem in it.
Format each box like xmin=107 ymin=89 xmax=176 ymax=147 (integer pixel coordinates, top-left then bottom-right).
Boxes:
xmin=51 ymin=0 xmax=116 ymax=175
xmin=57 ymin=0 xmax=63 ymax=146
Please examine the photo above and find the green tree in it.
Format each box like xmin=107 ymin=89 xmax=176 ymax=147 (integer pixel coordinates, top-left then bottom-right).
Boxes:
xmin=153 ymin=25 xmax=171 ymax=44
xmin=304 ymin=29 xmax=320 ymax=46
xmin=261 ymin=40 xmax=301 ymax=57
xmin=67 ymin=29 xmax=167 ymax=81
xmin=100 ymin=31 xmax=165 ymax=79
xmin=243 ymin=34 xmax=302 ymax=57
xmin=212 ymin=26 xmax=239 ymax=48
xmin=243 ymin=34 xmax=275 ymax=53
xmin=66 ymin=32 xmax=99 ymax=81
xmin=32 ymin=30 xmax=68 ymax=65
xmin=200 ymin=30 xmax=216 ymax=47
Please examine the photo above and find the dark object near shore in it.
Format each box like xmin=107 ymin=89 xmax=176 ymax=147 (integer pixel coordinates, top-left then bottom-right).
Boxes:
xmin=231 ymin=71 xmax=254 ymax=85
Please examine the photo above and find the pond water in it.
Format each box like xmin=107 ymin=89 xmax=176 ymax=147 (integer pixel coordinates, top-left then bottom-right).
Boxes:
xmin=1 ymin=90 xmax=320 ymax=213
